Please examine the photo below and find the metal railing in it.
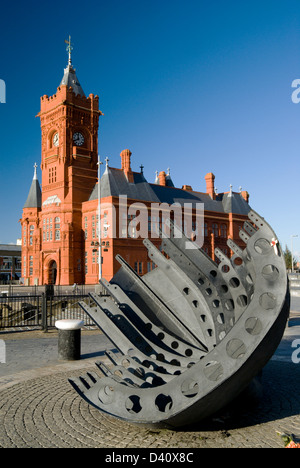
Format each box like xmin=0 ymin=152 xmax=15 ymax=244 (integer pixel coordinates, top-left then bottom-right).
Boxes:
xmin=45 ymin=294 xmax=95 ymax=329
xmin=0 ymin=284 xmax=91 ymax=297
xmin=0 ymin=293 xmax=95 ymax=330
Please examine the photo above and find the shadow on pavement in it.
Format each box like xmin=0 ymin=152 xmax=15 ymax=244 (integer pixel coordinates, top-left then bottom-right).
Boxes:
xmin=180 ymin=360 xmax=300 ymax=432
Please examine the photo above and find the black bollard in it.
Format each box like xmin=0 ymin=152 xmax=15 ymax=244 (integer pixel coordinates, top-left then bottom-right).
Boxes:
xmin=55 ymin=319 xmax=84 ymax=361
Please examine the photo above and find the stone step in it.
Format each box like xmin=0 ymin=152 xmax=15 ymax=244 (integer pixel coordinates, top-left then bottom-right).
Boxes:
xmin=291 ymin=288 xmax=300 ymax=297
xmin=288 ymin=274 xmax=300 ymax=297
xmin=289 ymin=274 xmax=300 ymax=281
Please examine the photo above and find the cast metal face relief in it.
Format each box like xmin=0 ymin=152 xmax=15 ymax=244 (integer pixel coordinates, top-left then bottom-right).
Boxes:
xmin=69 ymin=209 xmax=290 ymax=428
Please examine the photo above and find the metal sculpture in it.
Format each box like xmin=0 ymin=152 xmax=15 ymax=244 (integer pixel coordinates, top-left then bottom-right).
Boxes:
xmin=69 ymin=210 xmax=290 ymax=428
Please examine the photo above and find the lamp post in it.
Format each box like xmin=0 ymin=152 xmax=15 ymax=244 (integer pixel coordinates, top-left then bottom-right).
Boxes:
xmin=291 ymin=234 xmax=298 ymax=273
xmin=97 ymin=154 xmax=103 ymax=281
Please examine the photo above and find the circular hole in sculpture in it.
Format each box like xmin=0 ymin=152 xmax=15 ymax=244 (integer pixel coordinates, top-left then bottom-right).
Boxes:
xmin=229 ymin=277 xmax=240 ymax=288
xmin=237 ymin=295 xmax=248 ymax=307
xmin=156 ymin=353 xmax=165 ymax=362
xmin=192 ymin=300 xmax=198 ymax=308
xmin=142 ymin=360 xmax=151 ymax=368
xmin=261 ymin=264 xmax=279 ymax=282
xmin=152 ymin=376 xmax=167 ymax=386
xmin=205 ymin=288 xmax=212 ymax=296
xmin=254 ymin=238 xmax=271 ymax=255
xmin=226 ymin=339 xmax=247 ymax=359
xmin=183 ymin=287 xmax=189 ymax=295
xmin=217 ymin=313 xmax=225 ymax=324
xmin=170 ymin=359 xmax=180 ymax=366
xmin=203 ymin=361 xmax=224 ymax=381
xmin=181 ymin=379 xmax=199 ymax=398
xmin=185 ymin=348 xmax=193 ymax=357
xmin=225 ymin=299 xmax=235 ymax=311
xmin=245 ymin=317 xmax=263 ymax=335
xmin=125 ymin=395 xmax=142 ymax=414
xmin=246 ymin=274 xmax=254 ymax=284
xmin=221 ymin=284 xmax=228 ymax=293
xmin=134 ymin=367 xmax=145 ymax=378
xmin=122 ymin=358 xmax=130 ymax=368
xmin=221 ymin=265 xmax=230 ymax=273
xmin=155 ymin=394 xmax=173 ymax=412
xmin=171 ymin=341 xmax=179 ymax=349
xmin=145 ymin=375 xmax=154 ymax=385
xmin=233 ymin=257 xmax=243 ymax=266
xmin=213 ymin=299 xmax=220 ymax=308
xmin=187 ymin=361 xmax=196 ymax=368
xmin=259 ymin=292 xmax=276 ymax=310
xmin=210 ymin=270 xmax=217 ymax=278
xmin=157 ymin=332 xmax=165 ymax=340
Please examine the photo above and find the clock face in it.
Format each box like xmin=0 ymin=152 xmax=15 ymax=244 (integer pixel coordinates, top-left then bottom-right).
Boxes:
xmin=53 ymin=132 xmax=59 ymax=147
xmin=73 ymin=132 xmax=85 ymax=146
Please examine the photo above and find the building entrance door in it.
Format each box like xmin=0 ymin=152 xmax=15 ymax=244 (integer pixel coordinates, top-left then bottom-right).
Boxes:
xmin=47 ymin=260 xmax=57 ymax=285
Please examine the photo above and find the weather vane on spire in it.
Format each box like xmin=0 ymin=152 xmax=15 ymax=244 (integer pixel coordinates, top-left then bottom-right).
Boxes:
xmin=65 ymin=35 xmax=73 ymax=66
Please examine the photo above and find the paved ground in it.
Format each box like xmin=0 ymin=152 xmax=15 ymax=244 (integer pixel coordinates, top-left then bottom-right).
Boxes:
xmin=0 ymin=298 xmax=299 ymax=449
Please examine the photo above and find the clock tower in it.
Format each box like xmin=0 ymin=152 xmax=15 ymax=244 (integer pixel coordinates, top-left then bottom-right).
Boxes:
xmin=35 ymin=37 xmax=102 ymax=285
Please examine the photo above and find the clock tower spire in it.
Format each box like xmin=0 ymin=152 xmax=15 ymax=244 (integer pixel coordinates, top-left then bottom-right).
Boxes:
xmin=59 ymin=35 xmax=85 ymax=97
xmin=32 ymin=38 xmax=103 ymax=285
xmin=65 ymin=35 xmax=73 ymax=67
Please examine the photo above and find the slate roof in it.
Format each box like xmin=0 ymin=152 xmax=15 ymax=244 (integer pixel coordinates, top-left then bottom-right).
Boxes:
xmin=0 ymin=244 xmax=21 ymax=254
xmin=218 ymin=192 xmax=250 ymax=215
xmin=88 ymin=166 xmax=250 ymax=215
xmin=60 ymin=65 xmax=85 ymax=97
xmin=24 ymin=168 xmax=42 ymax=209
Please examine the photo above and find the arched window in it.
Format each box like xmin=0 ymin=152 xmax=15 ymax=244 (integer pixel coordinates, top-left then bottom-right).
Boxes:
xmin=212 ymin=223 xmax=219 ymax=237
xmin=55 ymin=217 xmax=60 ymax=240
xmin=220 ymin=224 xmax=227 ymax=238
xmin=29 ymin=225 xmax=34 ymax=245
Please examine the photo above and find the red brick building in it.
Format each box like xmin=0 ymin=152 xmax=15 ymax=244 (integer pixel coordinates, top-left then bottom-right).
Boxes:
xmin=21 ymin=45 xmax=250 ymax=286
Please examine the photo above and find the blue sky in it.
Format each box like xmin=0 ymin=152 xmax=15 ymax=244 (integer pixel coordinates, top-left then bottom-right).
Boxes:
xmin=0 ymin=0 xmax=300 ymax=259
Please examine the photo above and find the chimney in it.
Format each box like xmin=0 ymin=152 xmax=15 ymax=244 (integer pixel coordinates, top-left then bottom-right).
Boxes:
xmin=205 ymin=172 xmax=215 ymax=199
xmin=158 ymin=171 xmax=167 ymax=186
xmin=120 ymin=149 xmax=134 ymax=183
xmin=241 ymin=190 xmax=249 ymax=203
xmin=182 ymin=184 xmax=193 ymax=191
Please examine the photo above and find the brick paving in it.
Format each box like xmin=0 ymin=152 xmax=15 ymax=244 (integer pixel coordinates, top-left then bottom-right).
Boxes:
xmin=0 ymin=301 xmax=299 ymax=449
xmin=0 ymin=359 xmax=299 ymax=448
